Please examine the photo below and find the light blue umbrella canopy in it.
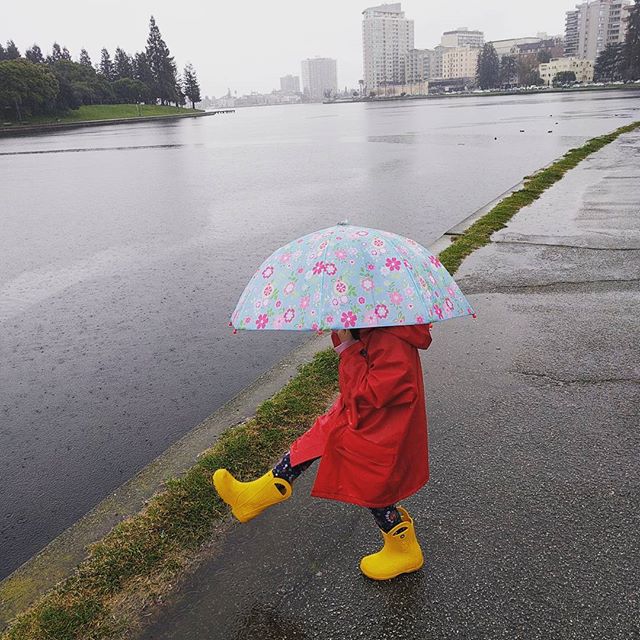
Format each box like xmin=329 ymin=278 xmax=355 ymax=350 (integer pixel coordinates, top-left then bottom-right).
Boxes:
xmin=231 ymin=224 xmax=474 ymax=331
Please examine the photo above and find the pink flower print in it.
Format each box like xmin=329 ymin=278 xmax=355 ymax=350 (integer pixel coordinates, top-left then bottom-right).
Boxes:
xmin=297 ymin=267 xmax=304 ymax=274
xmin=255 ymin=301 xmax=262 ymax=309
xmin=263 ymin=284 xmax=273 ymax=297
xmin=276 ymin=300 xmax=282 ymax=308
xmin=324 ymin=262 xmax=337 ymax=276
xmin=332 ymin=298 xmax=339 ymax=307
xmin=390 ymin=291 xmax=403 ymax=305
xmin=429 ymin=274 xmax=437 ymax=285
xmin=349 ymin=260 xmax=355 ymax=265
xmin=284 ymin=282 xmax=295 ymax=295
xmin=375 ymin=304 xmax=389 ymax=319
xmin=373 ymin=238 xmax=385 ymax=247
xmin=262 ymin=265 xmax=274 ymax=279
xmin=256 ymin=314 xmax=269 ymax=329
xmin=361 ymin=277 xmax=374 ymax=292
xmin=416 ymin=315 xmax=424 ymax=324
xmin=311 ymin=322 xmax=319 ymax=331
xmin=403 ymin=260 xmax=413 ymax=270
xmin=279 ymin=252 xmax=292 ymax=264
xmin=341 ymin=311 xmax=357 ymax=328
xmin=447 ymin=287 xmax=456 ymax=297
xmin=340 ymin=296 xmax=348 ymax=304
xmin=319 ymin=241 xmax=328 ymax=250
xmin=398 ymin=246 xmax=408 ymax=256
xmin=444 ymin=298 xmax=454 ymax=311
xmin=356 ymin=230 xmax=369 ymax=237
xmin=429 ymin=255 xmax=442 ymax=268
xmin=408 ymin=303 xmax=414 ymax=310
xmin=326 ymin=315 xmax=334 ymax=324
xmin=433 ymin=304 xmax=444 ymax=320
xmin=300 ymin=295 xmax=310 ymax=309
xmin=284 ymin=308 xmax=295 ymax=323
xmin=335 ymin=249 xmax=348 ymax=260
xmin=358 ymin=296 xmax=366 ymax=304
xmin=274 ymin=315 xmax=285 ymax=329
xmin=367 ymin=264 xmax=375 ymax=271
xmin=365 ymin=311 xmax=377 ymax=325
xmin=312 ymin=261 xmax=325 ymax=275
xmin=244 ymin=316 xmax=251 ymax=324
xmin=386 ymin=257 xmax=401 ymax=271
xmin=334 ymin=280 xmax=348 ymax=295
xmin=418 ymin=276 xmax=427 ymax=288
xmin=405 ymin=287 xmax=414 ymax=297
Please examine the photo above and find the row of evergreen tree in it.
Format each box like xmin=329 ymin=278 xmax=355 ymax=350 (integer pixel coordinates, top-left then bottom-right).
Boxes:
xmin=476 ymin=0 xmax=640 ymax=90
xmin=0 ymin=16 xmax=201 ymax=121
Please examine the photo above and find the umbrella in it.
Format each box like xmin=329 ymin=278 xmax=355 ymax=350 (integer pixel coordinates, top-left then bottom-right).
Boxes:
xmin=231 ymin=223 xmax=474 ymax=332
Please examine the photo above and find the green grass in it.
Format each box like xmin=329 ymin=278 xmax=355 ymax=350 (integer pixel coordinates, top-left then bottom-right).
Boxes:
xmin=2 ymin=120 xmax=639 ymax=640
xmin=2 ymin=104 xmax=202 ymax=126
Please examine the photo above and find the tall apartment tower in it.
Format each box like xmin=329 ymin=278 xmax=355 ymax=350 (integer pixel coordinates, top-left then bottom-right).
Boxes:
xmin=565 ymin=0 xmax=632 ymax=59
xmin=362 ymin=3 xmax=414 ymax=92
xmin=301 ymin=58 xmax=338 ymax=101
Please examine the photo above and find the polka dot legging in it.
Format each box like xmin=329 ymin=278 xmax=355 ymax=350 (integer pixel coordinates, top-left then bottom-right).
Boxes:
xmin=272 ymin=451 xmax=403 ymax=533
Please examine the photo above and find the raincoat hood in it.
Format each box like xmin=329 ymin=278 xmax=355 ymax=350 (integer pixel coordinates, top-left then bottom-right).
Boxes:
xmin=363 ymin=325 xmax=432 ymax=350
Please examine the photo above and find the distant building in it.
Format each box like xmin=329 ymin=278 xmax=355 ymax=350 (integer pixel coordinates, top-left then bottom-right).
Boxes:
xmin=489 ymin=37 xmax=543 ymax=57
xmin=441 ymin=46 xmax=481 ymax=81
xmin=441 ymin=27 xmax=484 ymax=49
xmin=403 ymin=48 xmax=433 ymax=83
xmin=565 ymin=0 xmax=632 ymax=60
xmin=362 ymin=3 xmax=414 ymax=92
xmin=301 ymin=58 xmax=338 ymax=101
xmin=539 ymin=57 xmax=595 ymax=84
xmin=515 ymin=37 xmax=565 ymax=58
xmin=280 ymin=75 xmax=300 ymax=93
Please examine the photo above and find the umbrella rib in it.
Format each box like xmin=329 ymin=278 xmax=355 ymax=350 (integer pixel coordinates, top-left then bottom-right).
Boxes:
xmin=319 ymin=232 xmax=332 ymax=330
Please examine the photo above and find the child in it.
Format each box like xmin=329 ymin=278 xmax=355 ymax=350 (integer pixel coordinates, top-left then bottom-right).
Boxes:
xmin=213 ymin=323 xmax=432 ymax=580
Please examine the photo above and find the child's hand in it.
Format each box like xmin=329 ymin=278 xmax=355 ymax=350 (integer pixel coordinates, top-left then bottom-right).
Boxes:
xmin=336 ymin=329 xmax=353 ymax=343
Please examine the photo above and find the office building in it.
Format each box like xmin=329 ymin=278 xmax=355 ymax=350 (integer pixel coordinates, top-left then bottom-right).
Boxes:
xmin=301 ymin=58 xmax=338 ymax=101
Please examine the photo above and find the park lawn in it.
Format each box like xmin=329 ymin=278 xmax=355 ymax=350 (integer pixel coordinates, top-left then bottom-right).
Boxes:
xmin=4 ymin=104 xmax=202 ymax=126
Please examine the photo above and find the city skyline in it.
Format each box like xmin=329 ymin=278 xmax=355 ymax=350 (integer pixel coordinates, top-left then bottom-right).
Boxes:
xmin=4 ymin=0 xmax=585 ymax=96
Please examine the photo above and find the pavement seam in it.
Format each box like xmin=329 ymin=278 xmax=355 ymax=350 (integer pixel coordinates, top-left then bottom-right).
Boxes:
xmin=511 ymin=370 xmax=640 ymax=386
xmin=493 ymin=240 xmax=640 ymax=251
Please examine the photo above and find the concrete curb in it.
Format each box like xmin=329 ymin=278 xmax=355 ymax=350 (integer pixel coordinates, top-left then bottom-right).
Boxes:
xmin=0 ymin=175 xmax=528 ymax=628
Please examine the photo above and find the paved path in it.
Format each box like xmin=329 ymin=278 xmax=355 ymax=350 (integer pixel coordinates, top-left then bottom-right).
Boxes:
xmin=140 ymin=132 xmax=640 ymax=640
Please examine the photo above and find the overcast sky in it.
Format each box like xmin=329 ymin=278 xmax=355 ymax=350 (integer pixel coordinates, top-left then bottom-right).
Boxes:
xmin=4 ymin=0 xmax=579 ymax=96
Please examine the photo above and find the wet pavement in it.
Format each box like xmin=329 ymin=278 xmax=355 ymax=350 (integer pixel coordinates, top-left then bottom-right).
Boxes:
xmin=2 ymin=91 xmax=639 ymax=579
xmin=139 ymin=131 xmax=640 ymax=640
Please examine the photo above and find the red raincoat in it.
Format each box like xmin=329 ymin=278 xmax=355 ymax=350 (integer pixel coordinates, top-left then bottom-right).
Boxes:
xmin=289 ymin=325 xmax=432 ymax=508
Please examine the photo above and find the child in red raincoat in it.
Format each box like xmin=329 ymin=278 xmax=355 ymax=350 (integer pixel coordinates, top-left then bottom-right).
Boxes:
xmin=213 ymin=323 xmax=432 ymax=580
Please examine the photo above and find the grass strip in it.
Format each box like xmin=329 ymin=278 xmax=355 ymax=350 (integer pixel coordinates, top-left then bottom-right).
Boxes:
xmin=439 ymin=120 xmax=640 ymax=275
xmin=2 ymin=120 xmax=638 ymax=640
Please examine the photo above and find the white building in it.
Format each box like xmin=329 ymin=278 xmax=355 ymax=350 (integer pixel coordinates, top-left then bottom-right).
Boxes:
xmin=442 ymin=46 xmax=481 ymax=81
xmin=539 ymin=57 xmax=595 ymax=85
xmin=403 ymin=48 xmax=433 ymax=83
xmin=441 ymin=27 xmax=484 ymax=48
xmin=565 ymin=0 xmax=632 ymax=60
xmin=301 ymin=58 xmax=338 ymax=101
xmin=362 ymin=3 xmax=414 ymax=92
xmin=280 ymin=75 xmax=300 ymax=93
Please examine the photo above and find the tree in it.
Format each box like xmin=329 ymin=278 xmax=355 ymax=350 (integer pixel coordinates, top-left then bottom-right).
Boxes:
xmin=624 ymin=0 xmax=640 ymax=80
xmin=594 ymin=43 xmax=625 ymax=82
xmin=0 ymin=59 xmax=59 ymax=120
xmin=517 ymin=53 xmax=542 ymax=86
xmin=113 ymin=47 xmax=133 ymax=80
xmin=132 ymin=52 xmax=155 ymax=102
xmin=99 ymin=48 xmax=113 ymax=80
xmin=49 ymin=59 xmax=115 ymax=109
xmin=500 ymin=55 xmax=519 ymax=87
xmin=79 ymin=49 xmax=92 ymax=67
xmin=48 ymin=43 xmax=65 ymax=63
xmin=537 ymin=49 xmax=552 ymax=64
xmin=5 ymin=40 xmax=21 ymax=59
xmin=0 ymin=44 xmax=5 ymax=61
xmin=552 ymin=71 xmax=577 ymax=87
xmin=182 ymin=62 xmax=201 ymax=108
xmin=61 ymin=47 xmax=72 ymax=61
xmin=112 ymin=78 xmax=147 ymax=103
xmin=26 ymin=44 xmax=45 ymax=64
xmin=145 ymin=16 xmax=178 ymax=104
xmin=476 ymin=43 xmax=500 ymax=89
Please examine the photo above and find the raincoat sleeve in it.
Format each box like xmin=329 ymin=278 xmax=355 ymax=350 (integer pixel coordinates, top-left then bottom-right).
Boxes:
xmin=338 ymin=333 xmax=420 ymax=410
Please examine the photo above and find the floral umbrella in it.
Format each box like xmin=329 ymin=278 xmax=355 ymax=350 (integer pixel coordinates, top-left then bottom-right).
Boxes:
xmin=231 ymin=224 xmax=474 ymax=331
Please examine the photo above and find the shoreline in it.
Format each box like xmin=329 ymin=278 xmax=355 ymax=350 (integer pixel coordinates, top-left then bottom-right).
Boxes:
xmin=0 ymin=110 xmax=234 ymax=138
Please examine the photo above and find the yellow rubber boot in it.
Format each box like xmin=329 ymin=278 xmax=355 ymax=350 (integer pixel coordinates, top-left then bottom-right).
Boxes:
xmin=212 ymin=469 xmax=292 ymax=523
xmin=359 ymin=507 xmax=424 ymax=580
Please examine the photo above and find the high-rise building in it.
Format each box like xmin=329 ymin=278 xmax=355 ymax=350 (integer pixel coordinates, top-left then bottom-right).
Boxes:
xmin=280 ymin=75 xmax=300 ymax=93
xmin=441 ymin=27 xmax=484 ymax=49
xmin=565 ymin=0 xmax=632 ymax=59
xmin=362 ymin=3 xmax=414 ymax=92
xmin=301 ymin=58 xmax=338 ymax=101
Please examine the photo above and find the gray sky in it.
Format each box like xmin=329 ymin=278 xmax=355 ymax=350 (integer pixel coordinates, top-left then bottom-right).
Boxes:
xmin=4 ymin=0 xmax=578 ymax=97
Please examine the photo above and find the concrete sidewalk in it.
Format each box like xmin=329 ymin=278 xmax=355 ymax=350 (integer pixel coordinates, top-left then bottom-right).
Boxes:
xmin=140 ymin=132 xmax=640 ymax=640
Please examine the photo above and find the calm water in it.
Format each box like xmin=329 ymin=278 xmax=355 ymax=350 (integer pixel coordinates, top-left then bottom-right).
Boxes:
xmin=1 ymin=90 xmax=639 ymax=577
